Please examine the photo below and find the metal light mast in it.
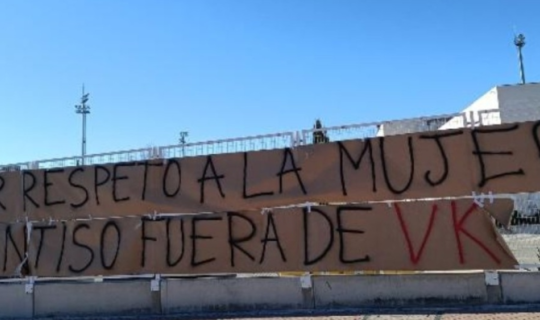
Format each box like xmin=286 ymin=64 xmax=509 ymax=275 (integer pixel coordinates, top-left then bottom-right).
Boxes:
xmin=514 ymin=33 xmax=527 ymax=84
xmin=179 ymin=131 xmax=189 ymax=157
xmin=75 ymin=85 xmax=90 ymax=165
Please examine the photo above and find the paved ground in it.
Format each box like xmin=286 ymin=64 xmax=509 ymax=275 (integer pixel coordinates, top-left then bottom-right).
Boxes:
xmin=225 ymin=314 xmax=540 ymax=320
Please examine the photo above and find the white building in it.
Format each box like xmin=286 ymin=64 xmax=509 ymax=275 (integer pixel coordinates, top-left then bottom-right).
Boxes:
xmin=376 ymin=82 xmax=540 ymax=136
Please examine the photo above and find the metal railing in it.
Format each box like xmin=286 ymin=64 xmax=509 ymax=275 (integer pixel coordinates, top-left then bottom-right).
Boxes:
xmin=1 ymin=132 xmax=296 ymax=170
xmin=0 ymin=109 xmax=503 ymax=171
xmin=160 ymin=132 xmax=295 ymax=159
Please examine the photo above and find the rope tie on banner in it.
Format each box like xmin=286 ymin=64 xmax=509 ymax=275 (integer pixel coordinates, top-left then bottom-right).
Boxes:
xmin=472 ymin=191 xmax=494 ymax=208
xmin=304 ymin=202 xmax=312 ymax=213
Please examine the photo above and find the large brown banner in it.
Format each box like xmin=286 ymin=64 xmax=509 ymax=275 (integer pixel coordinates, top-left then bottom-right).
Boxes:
xmin=0 ymin=171 xmax=24 ymax=223
xmin=0 ymin=199 xmax=517 ymax=277
xmin=1 ymin=121 xmax=539 ymax=220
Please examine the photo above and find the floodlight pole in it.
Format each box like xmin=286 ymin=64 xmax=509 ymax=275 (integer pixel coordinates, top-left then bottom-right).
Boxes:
xmin=75 ymin=85 xmax=90 ymax=165
xmin=514 ymin=33 xmax=526 ymax=84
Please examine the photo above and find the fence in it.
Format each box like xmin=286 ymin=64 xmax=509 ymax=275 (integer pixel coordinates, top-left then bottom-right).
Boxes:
xmin=498 ymin=192 xmax=540 ymax=268
xmin=0 ymin=109 xmax=498 ymax=171
xmin=1 ymin=107 xmax=539 ymax=283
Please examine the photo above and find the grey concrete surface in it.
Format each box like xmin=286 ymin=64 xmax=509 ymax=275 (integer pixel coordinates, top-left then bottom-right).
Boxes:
xmin=0 ymin=283 xmax=33 ymax=319
xmin=501 ymin=272 xmax=540 ymax=303
xmin=0 ymin=272 xmax=539 ymax=319
xmin=162 ymin=277 xmax=309 ymax=314
xmin=33 ymin=280 xmax=155 ymax=317
xmin=313 ymin=273 xmax=487 ymax=308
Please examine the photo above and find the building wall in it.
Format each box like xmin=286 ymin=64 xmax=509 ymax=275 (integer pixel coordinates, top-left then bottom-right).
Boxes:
xmin=376 ymin=118 xmax=431 ymax=137
xmin=377 ymin=87 xmax=500 ymax=136
xmin=375 ymin=114 xmax=463 ymax=137
xmin=379 ymin=83 xmax=540 ymax=135
xmin=498 ymin=83 xmax=540 ymax=124
xmin=437 ymin=86 xmax=500 ymax=130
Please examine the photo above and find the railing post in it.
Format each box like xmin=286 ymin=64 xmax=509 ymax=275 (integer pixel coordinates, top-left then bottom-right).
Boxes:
xmin=469 ymin=110 xmax=476 ymax=128
xmin=291 ymin=132 xmax=300 ymax=148
xmin=459 ymin=113 xmax=468 ymax=129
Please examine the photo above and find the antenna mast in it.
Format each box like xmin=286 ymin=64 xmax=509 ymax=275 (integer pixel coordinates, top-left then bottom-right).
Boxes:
xmin=75 ymin=84 xmax=91 ymax=165
xmin=514 ymin=33 xmax=527 ymax=84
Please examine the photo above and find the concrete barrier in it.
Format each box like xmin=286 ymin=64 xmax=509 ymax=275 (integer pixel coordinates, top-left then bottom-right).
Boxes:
xmin=0 ymin=283 xmax=33 ymax=319
xmin=0 ymin=272 xmax=539 ymax=319
xmin=313 ymin=273 xmax=488 ymax=308
xmin=500 ymin=272 xmax=540 ymax=303
xmin=162 ymin=277 xmax=311 ymax=314
xmin=33 ymin=280 xmax=155 ymax=318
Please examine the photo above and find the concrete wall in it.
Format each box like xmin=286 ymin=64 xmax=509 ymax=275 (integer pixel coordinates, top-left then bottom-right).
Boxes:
xmin=500 ymin=272 xmax=540 ymax=304
xmin=162 ymin=277 xmax=312 ymax=314
xmin=376 ymin=118 xmax=429 ymax=136
xmin=313 ymin=273 xmax=488 ymax=308
xmin=0 ymin=283 xmax=33 ymax=319
xmin=376 ymin=115 xmax=462 ymax=137
xmin=1 ymin=272 xmax=540 ymax=319
xmin=33 ymin=280 xmax=156 ymax=318
xmin=498 ymin=82 xmax=540 ymax=124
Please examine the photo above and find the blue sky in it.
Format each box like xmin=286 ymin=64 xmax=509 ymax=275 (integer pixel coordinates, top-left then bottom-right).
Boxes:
xmin=1 ymin=0 xmax=539 ymax=164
